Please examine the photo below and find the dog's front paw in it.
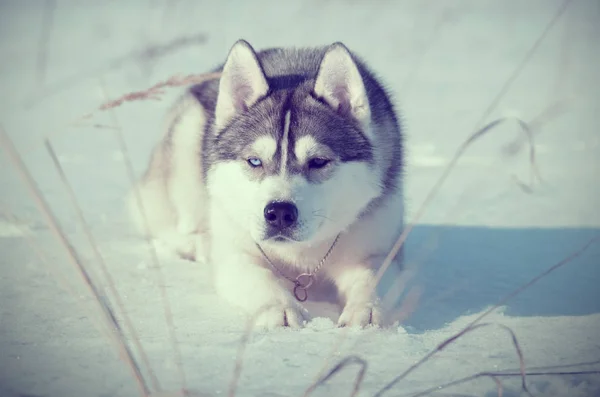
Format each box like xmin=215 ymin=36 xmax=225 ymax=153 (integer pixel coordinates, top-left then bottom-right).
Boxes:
xmin=338 ymin=302 xmax=382 ymax=328
xmin=253 ymin=303 xmax=308 ymax=330
xmin=155 ymin=232 xmax=207 ymax=263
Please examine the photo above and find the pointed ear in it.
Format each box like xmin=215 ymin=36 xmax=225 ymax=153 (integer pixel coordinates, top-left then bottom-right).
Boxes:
xmin=313 ymin=43 xmax=370 ymax=123
xmin=214 ymin=40 xmax=269 ymax=131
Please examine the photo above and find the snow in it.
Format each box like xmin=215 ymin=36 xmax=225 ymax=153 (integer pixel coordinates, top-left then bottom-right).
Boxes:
xmin=1 ymin=0 xmax=599 ymax=396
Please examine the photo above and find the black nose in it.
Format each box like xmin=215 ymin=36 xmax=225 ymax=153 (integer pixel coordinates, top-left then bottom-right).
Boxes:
xmin=264 ymin=201 xmax=298 ymax=229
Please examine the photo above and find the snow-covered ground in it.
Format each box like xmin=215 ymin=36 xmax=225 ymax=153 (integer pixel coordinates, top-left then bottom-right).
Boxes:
xmin=1 ymin=1 xmax=599 ymax=396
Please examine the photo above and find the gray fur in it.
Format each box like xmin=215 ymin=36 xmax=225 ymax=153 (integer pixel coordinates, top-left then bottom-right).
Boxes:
xmin=190 ymin=42 xmax=403 ymax=195
xmin=130 ymin=39 xmax=407 ymax=328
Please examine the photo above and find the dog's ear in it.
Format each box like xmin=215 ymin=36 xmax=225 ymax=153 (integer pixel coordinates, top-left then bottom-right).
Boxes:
xmin=313 ymin=43 xmax=370 ymax=123
xmin=215 ymin=40 xmax=269 ymax=131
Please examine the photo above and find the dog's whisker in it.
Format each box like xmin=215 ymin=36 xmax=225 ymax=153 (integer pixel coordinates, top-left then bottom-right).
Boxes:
xmin=129 ymin=40 xmax=404 ymax=335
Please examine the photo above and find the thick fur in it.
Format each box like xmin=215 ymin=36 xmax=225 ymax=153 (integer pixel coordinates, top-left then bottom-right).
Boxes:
xmin=128 ymin=40 xmax=405 ymax=329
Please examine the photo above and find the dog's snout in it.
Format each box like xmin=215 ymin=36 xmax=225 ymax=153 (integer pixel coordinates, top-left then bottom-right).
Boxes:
xmin=264 ymin=201 xmax=298 ymax=229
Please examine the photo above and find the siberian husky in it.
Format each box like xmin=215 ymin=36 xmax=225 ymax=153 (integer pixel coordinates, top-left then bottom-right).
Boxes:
xmin=129 ymin=39 xmax=405 ymax=329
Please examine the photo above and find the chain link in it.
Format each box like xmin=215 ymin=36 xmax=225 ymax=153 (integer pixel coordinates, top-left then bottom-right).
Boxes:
xmin=255 ymin=233 xmax=340 ymax=302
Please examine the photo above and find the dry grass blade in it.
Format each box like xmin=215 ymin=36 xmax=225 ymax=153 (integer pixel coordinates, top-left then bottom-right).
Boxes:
xmin=404 ymin=370 xmax=600 ymax=397
xmin=74 ymin=72 xmax=221 ymax=123
xmin=311 ymin=111 xmax=544 ymax=392
xmin=227 ymin=304 xmax=278 ymax=397
xmin=0 ymin=208 xmax=114 ymax=342
xmin=35 ymin=0 xmax=56 ymax=87
xmin=374 ymin=322 xmax=529 ymax=397
xmin=371 ymin=0 xmax=574 ymax=298
xmin=501 ymin=97 xmax=570 ymax=161
xmin=522 ymin=360 xmax=600 ymax=371
xmin=435 ymin=323 xmax=530 ymax=396
xmin=467 ymin=235 xmax=598 ymax=328
xmin=490 ymin=376 xmax=503 ymax=397
xmin=373 ymin=235 xmax=599 ymax=396
xmin=303 ymin=355 xmax=367 ymax=397
xmin=472 ymin=0 xmax=573 ymax=128
xmin=228 ymin=303 xmax=312 ymax=397
xmin=228 ymin=306 xmax=364 ymax=397
xmin=44 ymin=138 xmax=162 ymax=392
xmin=0 ymin=127 xmax=150 ymax=397
xmin=97 ymin=79 xmax=189 ymax=393
xmin=25 ymin=32 xmax=210 ymax=108
xmin=372 ymin=113 xmax=542 ymax=316
xmin=399 ymin=2 xmax=462 ymax=96
xmin=387 ymin=285 xmax=423 ymax=326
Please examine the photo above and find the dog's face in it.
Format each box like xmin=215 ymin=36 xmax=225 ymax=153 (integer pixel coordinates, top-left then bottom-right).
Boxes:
xmin=205 ymin=40 xmax=383 ymax=246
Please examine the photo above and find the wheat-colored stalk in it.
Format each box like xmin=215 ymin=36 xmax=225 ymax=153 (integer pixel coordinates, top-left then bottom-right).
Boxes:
xmin=4 ymin=0 xmax=596 ymax=396
xmin=0 ymin=127 xmax=151 ymax=397
xmin=74 ymin=72 xmax=221 ymax=124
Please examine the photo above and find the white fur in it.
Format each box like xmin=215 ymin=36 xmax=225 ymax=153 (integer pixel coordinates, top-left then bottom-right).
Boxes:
xmin=203 ymin=157 xmax=403 ymax=328
xmin=214 ymin=41 xmax=269 ymax=131
xmin=314 ymin=44 xmax=371 ymax=129
xmin=294 ymin=135 xmax=319 ymax=164
xmin=129 ymin=41 xmax=404 ymax=330
xmin=280 ymin=109 xmax=291 ymax=176
xmin=127 ymin=94 xmax=208 ymax=261
xmin=251 ymin=136 xmax=277 ymax=161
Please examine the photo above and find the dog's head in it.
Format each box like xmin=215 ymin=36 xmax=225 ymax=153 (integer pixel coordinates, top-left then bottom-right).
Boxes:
xmin=205 ymin=40 xmax=384 ymax=246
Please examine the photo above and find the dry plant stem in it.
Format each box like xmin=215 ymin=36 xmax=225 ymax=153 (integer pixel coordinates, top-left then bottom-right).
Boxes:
xmin=228 ymin=303 xmax=287 ymax=397
xmin=303 ymin=356 xmax=367 ymax=397
xmin=310 ymin=112 xmax=541 ymax=393
xmin=523 ymin=359 xmax=600 ymax=371
xmin=373 ymin=235 xmax=599 ymax=397
xmin=25 ymin=33 xmax=210 ymax=109
xmin=491 ymin=376 xmax=503 ymax=397
xmin=371 ymin=115 xmax=539 ymax=319
xmin=372 ymin=0 xmax=573 ymax=299
xmin=477 ymin=0 xmax=573 ymax=126
xmin=0 ymin=127 xmax=150 ymax=397
xmin=74 ymin=72 xmax=221 ymax=123
xmin=468 ymin=235 xmax=599 ymax=326
xmin=553 ymin=3 xmax=573 ymax=100
xmin=0 ymin=209 xmax=114 ymax=342
xmin=313 ymin=1 xmax=573 ymax=384
xmin=501 ymin=97 xmax=570 ymax=160
xmin=435 ymin=323 xmax=529 ymax=394
xmin=399 ymin=2 xmax=462 ymax=96
xmin=97 ymin=79 xmax=189 ymax=394
xmin=229 ymin=306 xmax=363 ymax=397
xmin=44 ymin=138 xmax=162 ymax=392
xmin=375 ymin=322 xmax=530 ymax=397
xmin=405 ymin=370 xmax=600 ymax=397
xmin=35 ymin=0 xmax=56 ymax=87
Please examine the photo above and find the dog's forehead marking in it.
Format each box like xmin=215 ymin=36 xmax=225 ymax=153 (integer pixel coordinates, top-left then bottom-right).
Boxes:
xmin=294 ymin=135 xmax=319 ymax=164
xmin=280 ymin=109 xmax=292 ymax=177
xmin=252 ymin=136 xmax=277 ymax=161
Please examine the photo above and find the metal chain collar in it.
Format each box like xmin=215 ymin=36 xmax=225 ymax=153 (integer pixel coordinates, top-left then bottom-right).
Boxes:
xmin=255 ymin=233 xmax=340 ymax=302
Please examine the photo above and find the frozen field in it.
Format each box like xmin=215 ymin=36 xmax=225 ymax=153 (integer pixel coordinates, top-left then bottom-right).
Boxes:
xmin=0 ymin=1 xmax=599 ymax=396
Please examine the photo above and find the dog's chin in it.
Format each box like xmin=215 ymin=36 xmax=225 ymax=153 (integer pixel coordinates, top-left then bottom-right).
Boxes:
xmin=271 ymin=235 xmax=298 ymax=243
xmin=263 ymin=233 xmax=301 ymax=244
xmin=254 ymin=221 xmax=330 ymax=246
xmin=261 ymin=229 xmax=330 ymax=247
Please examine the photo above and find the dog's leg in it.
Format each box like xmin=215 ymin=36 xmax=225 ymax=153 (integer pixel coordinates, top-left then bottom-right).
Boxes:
xmin=333 ymin=262 xmax=384 ymax=328
xmin=167 ymin=95 xmax=207 ymax=236
xmin=169 ymin=174 xmax=203 ymax=235
xmin=211 ymin=248 xmax=308 ymax=329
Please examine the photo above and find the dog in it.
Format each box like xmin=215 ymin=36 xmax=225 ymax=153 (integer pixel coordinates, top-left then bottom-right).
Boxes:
xmin=128 ymin=39 xmax=405 ymax=329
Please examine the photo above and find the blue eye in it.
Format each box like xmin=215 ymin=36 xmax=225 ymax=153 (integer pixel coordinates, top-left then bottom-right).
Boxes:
xmin=247 ymin=157 xmax=262 ymax=167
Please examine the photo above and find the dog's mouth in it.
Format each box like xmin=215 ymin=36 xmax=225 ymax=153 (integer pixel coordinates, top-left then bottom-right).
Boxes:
xmin=270 ymin=234 xmax=298 ymax=243
xmin=262 ymin=229 xmax=300 ymax=243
